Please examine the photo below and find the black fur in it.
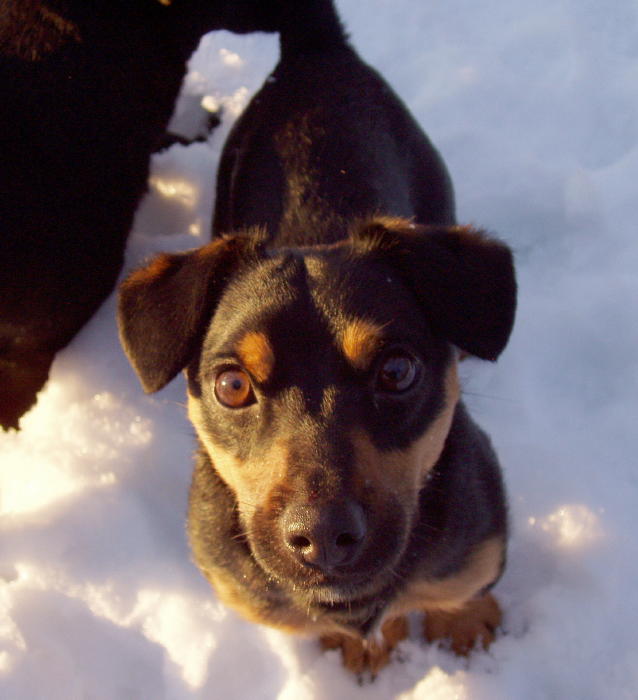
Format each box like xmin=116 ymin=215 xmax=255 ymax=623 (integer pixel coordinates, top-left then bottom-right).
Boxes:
xmin=213 ymin=10 xmax=455 ymax=243
xmin=352 ymin=221 xmax=516 ymax=361
xmin=118 ymin=233 xmax=266 ymax=394
xmin=0 ymin=0 xmax=285 ymax=429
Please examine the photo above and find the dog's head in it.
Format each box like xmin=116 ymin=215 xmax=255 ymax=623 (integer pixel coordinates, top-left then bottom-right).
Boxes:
xmin=118 ymin=218 xmax=515 ymax=607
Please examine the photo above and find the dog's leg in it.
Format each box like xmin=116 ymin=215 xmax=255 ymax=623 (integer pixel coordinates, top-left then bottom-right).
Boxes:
xmin=320 ymin=633 xmax=367 ymax=675
xmin=367 ymin=616 xmax=409 ymax=675
xmin=320 ymin=615 xmax=408 ymax=676
xmin=423 ymin=593 xmax=502 ymax=655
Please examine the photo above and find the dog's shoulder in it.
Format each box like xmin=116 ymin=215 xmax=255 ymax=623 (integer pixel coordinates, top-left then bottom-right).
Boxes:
xmin=401 ymin=402 xmax=507 ymax=579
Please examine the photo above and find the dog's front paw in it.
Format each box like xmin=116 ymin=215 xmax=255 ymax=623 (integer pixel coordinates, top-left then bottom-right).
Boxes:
xmin=321 ymin=632 xmax=368 ymax=675
xmin=423 ymin=593 xmax=501 ymax=655
xmin=320 ymin=615 xmax=408 ymax=677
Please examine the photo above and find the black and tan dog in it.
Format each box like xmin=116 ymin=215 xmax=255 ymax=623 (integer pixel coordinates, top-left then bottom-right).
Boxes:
xmin=118 ymin=0 xmax=516 ymax=676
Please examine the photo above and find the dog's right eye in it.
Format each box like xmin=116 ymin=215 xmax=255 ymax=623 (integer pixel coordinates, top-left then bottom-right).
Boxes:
xmin=214 ymin=368 xmax=256 ymax=409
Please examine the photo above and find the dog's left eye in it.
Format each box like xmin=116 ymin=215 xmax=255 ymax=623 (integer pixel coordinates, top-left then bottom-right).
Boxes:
xmin=214 ymin=368 xmax=256 ymax=409
xmin=375 ymin=352 xmax=419 ymax=393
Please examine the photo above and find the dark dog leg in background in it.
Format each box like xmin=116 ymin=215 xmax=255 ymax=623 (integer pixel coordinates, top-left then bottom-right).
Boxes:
xmin=0 ymin=0 xmax=282 ymax=430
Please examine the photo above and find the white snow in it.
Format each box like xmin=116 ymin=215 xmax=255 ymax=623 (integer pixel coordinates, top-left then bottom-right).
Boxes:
xmin=2 ymin=0 xmax=637 ymax=697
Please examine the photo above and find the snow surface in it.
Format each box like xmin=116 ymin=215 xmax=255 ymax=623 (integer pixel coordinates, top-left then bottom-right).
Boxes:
xmin=2 ymin=0 xmax=638 ymax=697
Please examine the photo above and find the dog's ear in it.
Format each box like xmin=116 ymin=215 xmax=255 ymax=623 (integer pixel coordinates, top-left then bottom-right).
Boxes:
xmin=118 ymin=234 xmax=260 ymax=393
xmin=352 ymin=218 xmax=516 ymax=360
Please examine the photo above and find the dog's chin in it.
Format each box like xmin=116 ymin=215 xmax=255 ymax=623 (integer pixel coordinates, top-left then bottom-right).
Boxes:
xmin=301 ymin=580 xmax=388 ymax=607
xmin=254 ymin=553 xmax=396 ymax=608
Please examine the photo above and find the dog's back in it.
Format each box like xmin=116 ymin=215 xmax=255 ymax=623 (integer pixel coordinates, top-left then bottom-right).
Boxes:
xmin=213 ymin=0 xmax=454 ymax=244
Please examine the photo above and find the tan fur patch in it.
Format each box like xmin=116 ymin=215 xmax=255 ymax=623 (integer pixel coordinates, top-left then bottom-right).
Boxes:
xmin=188 ymin=394 xmax=288 ymax=519
xmin=123 ymin=253 xmax=173 ymax=288
xmin=341 ymin=319 xmax=386 ymax=372
xmin=423 ymin=592 xmax=502 ymax=655
xmin=237 ymin=331 xmax=275 ymax=384
xmin=350 ymin=361 xmax=460 ymax=503
xmin=124 ymin=238 xmax=230 ymax=290
xmin=388 ymin=536 xmax=505 ymax=617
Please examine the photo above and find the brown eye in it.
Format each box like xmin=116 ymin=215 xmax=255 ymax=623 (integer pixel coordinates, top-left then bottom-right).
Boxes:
xmin=214 ymin=368 xmax=255 ymax=408
xmin=376 ymin=353 xmax=418 ymax=393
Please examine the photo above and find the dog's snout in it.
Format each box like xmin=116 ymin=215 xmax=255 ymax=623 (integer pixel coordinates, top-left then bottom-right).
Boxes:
xmin=283 ymin=501 xmax=366 ymax=570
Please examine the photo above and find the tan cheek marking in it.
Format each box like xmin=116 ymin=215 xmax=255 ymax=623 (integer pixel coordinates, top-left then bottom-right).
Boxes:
xmin=341 ymin=319 xmax=385 ymax=372
xmin=188 ymin=394 xmax=243 ymax=495
xmin=388 ymin=536 xmax=505 ymax=617
xmin=237 ymin=331 xmax=275 ymax=384
xmin=351 ymin=360 xmax=460 ymax=502
xmin=188 ymin=393 xmax=288 ymax=519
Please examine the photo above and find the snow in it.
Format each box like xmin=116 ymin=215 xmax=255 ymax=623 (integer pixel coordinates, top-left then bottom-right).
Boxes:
xmin=2 ymin=0 xmax=637 ymax=697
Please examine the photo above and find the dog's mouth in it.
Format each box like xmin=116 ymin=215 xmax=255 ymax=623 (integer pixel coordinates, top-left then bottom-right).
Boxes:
xmin=304 ymin=581 xmax=392 ymax=608
xmin=294 ymin=572 xmax=379 ymax=602
xmin=251 ymin=540 xmax=404 ymax=609
xmin=266 ymin=560 xmax=383 ymax=595
xmin=294 ymin=581 xmax=395 ymax=633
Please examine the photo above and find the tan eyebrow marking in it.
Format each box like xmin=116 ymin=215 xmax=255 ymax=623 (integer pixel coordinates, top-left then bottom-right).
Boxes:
xmin=237 ymin=331 xmax=275 ymax=384
xmin=341 ymin=319 xmax=386 ymax=371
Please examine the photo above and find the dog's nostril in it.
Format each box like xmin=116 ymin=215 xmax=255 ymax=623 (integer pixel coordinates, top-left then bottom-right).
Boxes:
xmin=289 ymin=535 xmax=312 ymax=550
xmin=335 ymin=532 xmax=359 ymax=548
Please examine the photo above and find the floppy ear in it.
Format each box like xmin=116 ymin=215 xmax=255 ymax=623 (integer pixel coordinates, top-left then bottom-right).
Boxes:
xmin=117 ymin=234 xmax=259 ymax=393
xmin=352 ymin=218 xmax=517 ymax=360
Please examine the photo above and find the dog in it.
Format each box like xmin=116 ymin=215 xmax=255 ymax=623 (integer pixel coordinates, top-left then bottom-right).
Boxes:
xmin=118 ymin=0 xmax=516 ymax=676
xmin=0 ymin=0 xmax=286 ymax=430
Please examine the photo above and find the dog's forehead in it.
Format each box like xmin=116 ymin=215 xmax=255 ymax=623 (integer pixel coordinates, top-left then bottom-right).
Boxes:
xmin=195 ymin=246 xmax=452 ymax=452
xmin=206 ymin=247 xmax=428 ymax=360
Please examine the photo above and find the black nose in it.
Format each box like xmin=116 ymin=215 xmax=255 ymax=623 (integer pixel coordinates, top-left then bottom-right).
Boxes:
xmin=282 ymin=501 xmax=366 ymax=571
